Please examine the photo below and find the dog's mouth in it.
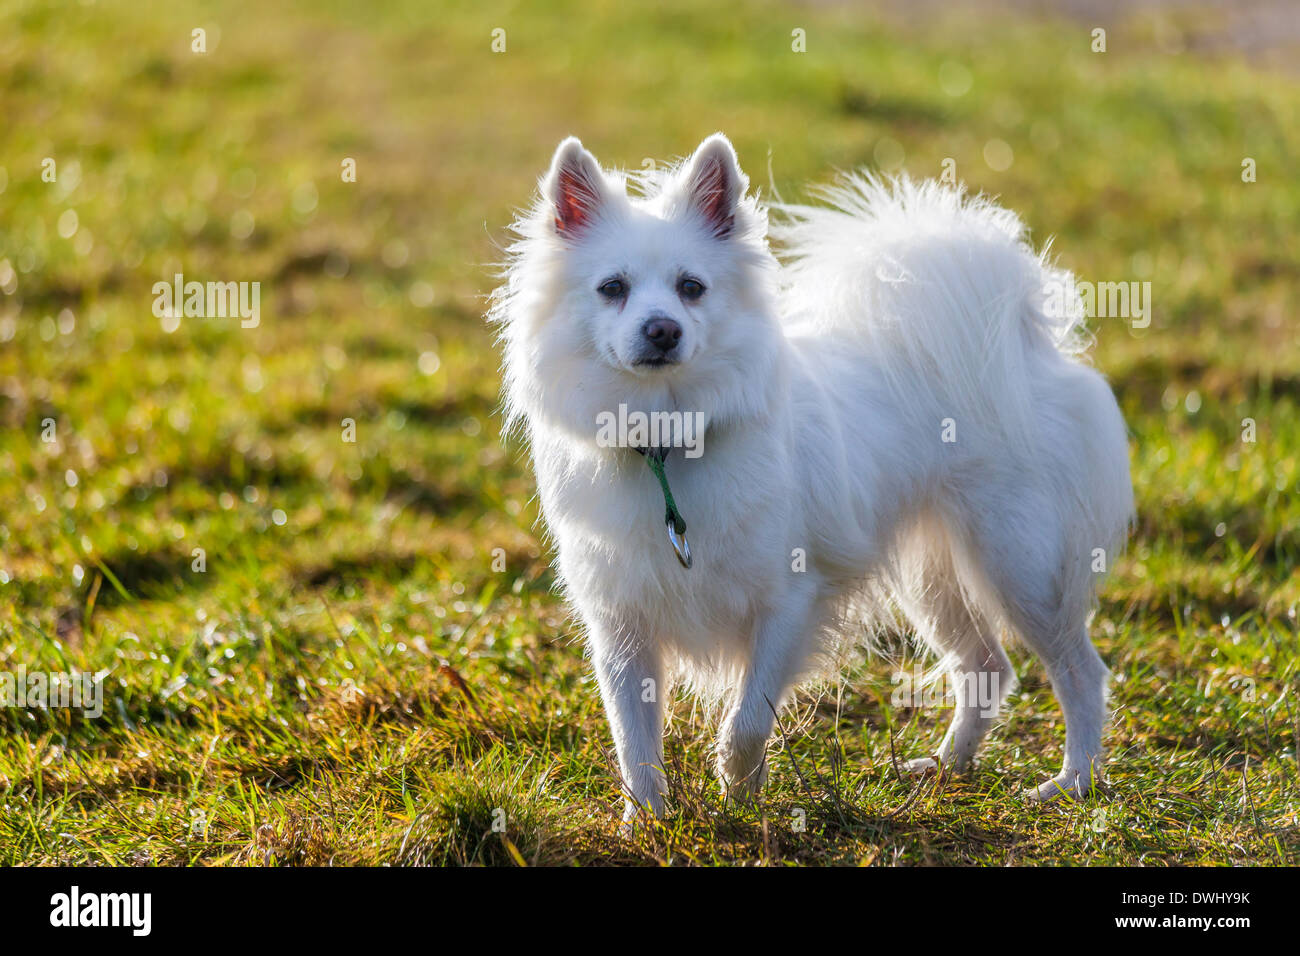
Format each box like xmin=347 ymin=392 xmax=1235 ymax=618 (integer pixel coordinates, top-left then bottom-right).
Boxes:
xmin=631 ymin=353 xmax=683 ymax=370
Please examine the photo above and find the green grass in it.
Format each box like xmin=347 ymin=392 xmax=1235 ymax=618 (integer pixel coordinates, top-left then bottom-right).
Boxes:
xmin=1 ymin=0 xmax=1297 ymax=865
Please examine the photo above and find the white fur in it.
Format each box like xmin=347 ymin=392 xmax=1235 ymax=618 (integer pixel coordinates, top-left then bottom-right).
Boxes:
xmin=489 ymin=134 xmax=1135 ymax=820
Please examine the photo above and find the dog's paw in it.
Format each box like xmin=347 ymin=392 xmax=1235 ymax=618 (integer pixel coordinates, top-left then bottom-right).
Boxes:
xmin=618 ymin=800 xmax=664 ymax=837
xmin=720 ymin=757 xmax=769 ymax=807
xmin=717 ymin=730 xmax=770 ymax=806
xmin=902 ymin=753 xmax=973 ymax=778
xmin=901 ymin=756 xmax=943 ymax=777
xmin=1023 ymin=771 xmax=1104 ymax=803
xmin=620 ymin=792 xmax=665 ymax=830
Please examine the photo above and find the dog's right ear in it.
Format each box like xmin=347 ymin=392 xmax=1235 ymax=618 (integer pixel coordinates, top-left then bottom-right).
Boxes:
xmin=544 ymin=137 xmax=606 ymax=238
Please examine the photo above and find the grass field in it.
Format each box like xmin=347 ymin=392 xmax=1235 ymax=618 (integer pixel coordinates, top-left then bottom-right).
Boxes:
xmin=1 ymin=0 xmax=1297 ymax=865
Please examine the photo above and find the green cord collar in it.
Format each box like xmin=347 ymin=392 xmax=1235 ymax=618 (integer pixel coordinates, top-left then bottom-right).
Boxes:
xmin=633 ymin=446 xmax=692 ymax=569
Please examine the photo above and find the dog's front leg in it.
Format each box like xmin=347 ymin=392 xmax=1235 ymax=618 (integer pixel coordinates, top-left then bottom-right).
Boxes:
xmin=589 ymin=625 xmax=667 ymax=822
xmin=718 ymin=581 xmax=821 ymax=802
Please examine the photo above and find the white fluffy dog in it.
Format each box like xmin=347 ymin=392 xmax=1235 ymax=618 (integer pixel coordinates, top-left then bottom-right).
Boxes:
xmin=490 ymin=133 xmax=1133 ymax=821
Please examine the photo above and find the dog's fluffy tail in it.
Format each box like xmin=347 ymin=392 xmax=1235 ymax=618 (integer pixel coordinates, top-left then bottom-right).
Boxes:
xmin=769 ymin=174 xmax=1088 ymax=448
xmin=772 ymin=174 xmax=1133 ymax=649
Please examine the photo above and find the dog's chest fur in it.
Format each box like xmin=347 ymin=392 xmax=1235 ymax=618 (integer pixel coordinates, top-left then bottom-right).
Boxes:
xmin=534 ymin=422 xmax=792 ymax=658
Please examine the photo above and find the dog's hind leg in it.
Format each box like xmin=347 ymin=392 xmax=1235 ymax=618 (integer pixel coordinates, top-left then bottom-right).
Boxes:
xmin=1018 ymin=624 xmax=1109 ymax=801
xmin=963 ymin=497 xmax=1110 ymax=801
xmin=895 ymin=537 xmax=1015 ymax=775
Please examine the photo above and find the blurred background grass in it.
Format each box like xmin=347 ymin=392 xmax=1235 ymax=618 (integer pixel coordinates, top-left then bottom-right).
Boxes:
xmin=0 ymin=0 xmax=1297 ymax=865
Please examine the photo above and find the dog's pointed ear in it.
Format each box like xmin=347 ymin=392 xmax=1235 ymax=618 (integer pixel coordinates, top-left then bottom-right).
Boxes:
xmin=544 ymin=137 xmax=606 ymax=238
xmin=682 ymin=133 xmax=746 ymax=239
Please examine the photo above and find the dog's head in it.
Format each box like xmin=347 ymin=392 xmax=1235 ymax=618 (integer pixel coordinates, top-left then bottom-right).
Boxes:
xmin=493 ymin=134 xmax=779 ymax=445
xmin=541 ymin=133 xmax=759 ymax=372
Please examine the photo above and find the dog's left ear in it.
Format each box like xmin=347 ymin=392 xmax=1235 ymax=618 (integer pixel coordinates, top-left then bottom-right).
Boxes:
xmin=681 ymin=133 xmax=746 ymax=239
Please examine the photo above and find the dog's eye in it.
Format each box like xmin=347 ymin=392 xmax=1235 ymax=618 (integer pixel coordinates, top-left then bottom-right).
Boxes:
xmin=597 ymin=278 xmax=627 ymax=299
xmin=678 ymin=277 xmax=705 ymax=301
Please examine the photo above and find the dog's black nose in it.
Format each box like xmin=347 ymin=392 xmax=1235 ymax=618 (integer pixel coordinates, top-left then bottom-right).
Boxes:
xmin=643 ymin=316 xmax=682 ymax=352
